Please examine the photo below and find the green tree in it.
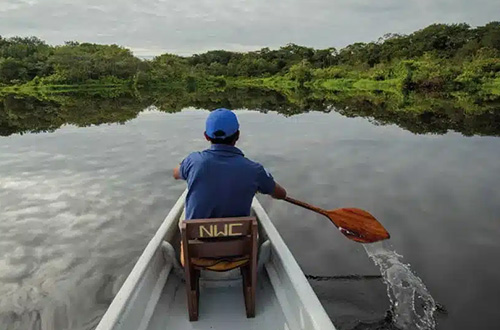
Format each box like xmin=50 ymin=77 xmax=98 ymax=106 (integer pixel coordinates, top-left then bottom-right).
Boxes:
xmin=49 ymin=43 xmax=139 ymax=83
xmin=288 ymin=60 xmax=313 ymax=86
xmin=0 ymin=58 xmax=28 ymax=83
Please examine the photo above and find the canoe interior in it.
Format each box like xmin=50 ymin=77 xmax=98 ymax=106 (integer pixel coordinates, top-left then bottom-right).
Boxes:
xmin=95 ymin=191 xmax=337 ymax=330
xmin=147 ymin=269 xmax=287 ymax=330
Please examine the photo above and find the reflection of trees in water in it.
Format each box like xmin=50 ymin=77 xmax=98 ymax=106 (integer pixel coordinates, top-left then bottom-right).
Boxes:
xmin=0 ymin=90 xmax=148 ymax=136
xmin=0 ymin=95 xmax=64 ymax=136
xmin=1 ymin=88 xmax=499 ymax=137
xmin=329 ymin=91 xmax=500 ymax=136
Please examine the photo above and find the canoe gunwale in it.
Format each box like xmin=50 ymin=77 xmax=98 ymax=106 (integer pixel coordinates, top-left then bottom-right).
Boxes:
xmin=252 ymin=199 xmax=337 ymax=330
xmin=95 ymin=190 xmax=187 ymax=330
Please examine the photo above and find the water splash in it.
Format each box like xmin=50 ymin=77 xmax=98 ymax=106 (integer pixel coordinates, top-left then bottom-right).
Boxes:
xmin=363 ymin=241 xmax=436 ymax=330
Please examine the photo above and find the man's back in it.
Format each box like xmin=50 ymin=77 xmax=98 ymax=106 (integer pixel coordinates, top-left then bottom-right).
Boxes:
xmin=173 ymin=108 xmax=286 ymax=219
xmin=180 ymin=144 xmax=275 ymax=220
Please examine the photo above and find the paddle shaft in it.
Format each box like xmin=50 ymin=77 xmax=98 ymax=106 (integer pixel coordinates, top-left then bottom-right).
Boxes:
xmin=284 ymin=196 xmax=336 ymax=226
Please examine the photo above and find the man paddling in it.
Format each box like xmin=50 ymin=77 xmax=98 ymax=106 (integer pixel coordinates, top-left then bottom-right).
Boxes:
xmin=173 ymin=108 xmax=287 ymax=219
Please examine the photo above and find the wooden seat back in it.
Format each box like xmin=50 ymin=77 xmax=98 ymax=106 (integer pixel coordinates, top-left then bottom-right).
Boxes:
xmin=181 ymin=217 xmax=258 ymax=321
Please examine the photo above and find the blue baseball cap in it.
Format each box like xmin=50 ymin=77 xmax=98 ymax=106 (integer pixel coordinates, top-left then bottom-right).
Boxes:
xmin=205 ymin=108 xmax=240 ymax=139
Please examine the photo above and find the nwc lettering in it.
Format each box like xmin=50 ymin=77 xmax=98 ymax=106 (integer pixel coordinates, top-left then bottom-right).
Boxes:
xmin=199 ymin=223 xmax=244 ymax=237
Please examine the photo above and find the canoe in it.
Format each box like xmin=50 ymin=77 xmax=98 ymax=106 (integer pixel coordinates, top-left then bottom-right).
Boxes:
xmin=95 ymin=190 xmax=337 ymax=330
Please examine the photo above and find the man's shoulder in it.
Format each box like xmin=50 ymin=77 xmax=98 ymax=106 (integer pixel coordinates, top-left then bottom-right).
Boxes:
xmin=185 ymin=150 xmax=209 ymax=160
xmin=185 ymin=149 xmax=264 ymax=171
xmin=240 ymin=156 xmax=265 ymax=171
xmin=181 ymin=151 xmax=206 ymax=168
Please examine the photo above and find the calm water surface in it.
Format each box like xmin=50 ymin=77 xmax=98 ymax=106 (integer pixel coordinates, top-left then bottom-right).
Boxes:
xmin=1 ymin=107 xmax=499 ymax=330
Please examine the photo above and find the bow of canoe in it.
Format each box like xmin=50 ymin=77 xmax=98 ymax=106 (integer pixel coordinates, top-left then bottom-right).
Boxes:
xmin=96 ymin=190 xmax=337 ymax=330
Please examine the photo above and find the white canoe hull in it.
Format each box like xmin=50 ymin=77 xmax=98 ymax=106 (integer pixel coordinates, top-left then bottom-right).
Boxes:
xmin=96 ymin=191 xmax=337 ymax=330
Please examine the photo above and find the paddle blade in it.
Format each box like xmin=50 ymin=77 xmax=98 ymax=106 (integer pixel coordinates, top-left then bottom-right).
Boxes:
xmin=325 ymin=208 xmax=390 ymax=243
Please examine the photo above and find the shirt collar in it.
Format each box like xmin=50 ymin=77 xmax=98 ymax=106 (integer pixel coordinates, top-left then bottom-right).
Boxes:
xmin=210 ymin=144 xmax=244 ymax=156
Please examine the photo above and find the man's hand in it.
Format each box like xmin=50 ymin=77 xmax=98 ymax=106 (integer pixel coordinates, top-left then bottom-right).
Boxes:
xmin=271 ymin=182 xmax=287 ymax=200
xmin=173 ymin=166 xmax=182 ymax=180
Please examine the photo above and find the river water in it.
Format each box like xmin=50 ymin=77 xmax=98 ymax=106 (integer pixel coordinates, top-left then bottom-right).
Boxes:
xmin=1 ymin=95 xmax=500 ymax=329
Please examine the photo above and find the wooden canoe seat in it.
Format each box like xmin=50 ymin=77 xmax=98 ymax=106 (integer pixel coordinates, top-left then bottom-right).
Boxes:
xmin=181 ymin=217 xmax=258 ymax=321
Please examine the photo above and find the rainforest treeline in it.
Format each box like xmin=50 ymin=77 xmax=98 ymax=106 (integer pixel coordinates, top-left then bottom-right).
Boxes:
xmin=1 ymin=22 xmax=499 ymax=95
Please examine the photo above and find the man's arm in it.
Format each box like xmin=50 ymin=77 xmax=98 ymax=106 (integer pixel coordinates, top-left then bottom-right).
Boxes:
xmin=173 ymin=165 xmax=182 ymax=180
xmin=175 ymin=154 xmax=196 ymax=180
xmin=256 ymin=165 xmax=286 ymax=199
xmin=271 ymin=182 xmax=287 ymax=200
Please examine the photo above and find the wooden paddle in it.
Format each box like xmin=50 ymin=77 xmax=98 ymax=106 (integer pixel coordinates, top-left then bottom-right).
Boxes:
xmin=284 ymin=196 xmax=390 ymax=243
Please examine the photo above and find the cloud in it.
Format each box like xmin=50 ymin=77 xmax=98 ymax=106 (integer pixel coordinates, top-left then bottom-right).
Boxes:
xmin=0 ymin=0 xmax=499 ymax=56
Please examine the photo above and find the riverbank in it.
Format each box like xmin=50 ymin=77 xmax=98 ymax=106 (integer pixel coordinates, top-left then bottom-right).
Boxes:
xmin=2 ymin=22 xmax=499 ymax=110
xmin=2 ymin=84 xmax=500 ymax=138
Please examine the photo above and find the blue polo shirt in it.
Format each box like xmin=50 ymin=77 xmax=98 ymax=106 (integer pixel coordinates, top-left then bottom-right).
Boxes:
xmin=179 ymin=144 xmax=275 ymax=220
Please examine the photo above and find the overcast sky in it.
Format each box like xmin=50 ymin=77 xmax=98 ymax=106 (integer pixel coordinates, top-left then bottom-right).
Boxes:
xmin=1 ymin=0 xmax=499 ymax=57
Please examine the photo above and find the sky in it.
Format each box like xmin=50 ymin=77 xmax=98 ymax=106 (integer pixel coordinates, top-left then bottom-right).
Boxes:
xmin=1 ymin=0 xmax=499 ymax=57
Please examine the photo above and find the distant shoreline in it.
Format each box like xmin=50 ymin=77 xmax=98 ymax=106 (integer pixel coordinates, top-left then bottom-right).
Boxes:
xmin=1 ymin=21 xmax=499 ymax=113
